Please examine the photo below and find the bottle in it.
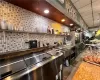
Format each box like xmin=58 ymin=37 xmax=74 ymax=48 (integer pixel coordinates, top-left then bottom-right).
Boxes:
xmin=51 ymin=28 xmax=54 ymax=34
xmin=47 ymin=26 xmax=51 ymax=34
xmin=8 ymin=23 xmax=13 ymax=30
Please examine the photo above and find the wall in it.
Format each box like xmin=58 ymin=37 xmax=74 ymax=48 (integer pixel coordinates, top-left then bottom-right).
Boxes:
xmin=89 ymin=28 xmax=98 ymax=31
xmin=0 ymin=1 xmax=70 ymax=53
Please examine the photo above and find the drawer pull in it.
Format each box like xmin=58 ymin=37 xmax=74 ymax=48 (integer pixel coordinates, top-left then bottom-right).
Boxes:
xmin=1 ymin=71 xmax=12 ymax=78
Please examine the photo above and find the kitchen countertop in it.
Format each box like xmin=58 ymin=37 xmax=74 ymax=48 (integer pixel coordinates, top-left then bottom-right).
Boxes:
xmin=62 ymin=45 xmax=75 ymax=50
xmin=0 ymin=44 xmax=75 ymax=60
xmin=58 ymin=45 xmax=75 ymax=58
xmin=72 ymin=61 xmax=100 ymax=80
xmin=67 ymin=48 xmax=100 ymax=80
xmin=67 ymin=61 xmax=100 ymax=80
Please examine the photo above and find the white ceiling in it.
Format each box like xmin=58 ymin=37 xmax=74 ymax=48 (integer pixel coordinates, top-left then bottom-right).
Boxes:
xmin=71 ymin=0 xmax=100 ymax=27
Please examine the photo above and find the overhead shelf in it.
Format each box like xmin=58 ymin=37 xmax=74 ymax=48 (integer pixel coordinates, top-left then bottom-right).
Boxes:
xmin=0 ymin=29 xmax=66 ymax=36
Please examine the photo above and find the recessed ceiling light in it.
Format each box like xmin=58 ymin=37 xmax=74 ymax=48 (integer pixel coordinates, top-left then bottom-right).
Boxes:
xmin=61 ymin=19 xmax=65 ymax=22
xmin=36 ymin=7 xmax=39 ymax=10
xmin=70 ymin=23 xmax=73 ymax=26
xmin=44 ymin=9 xmax=49 ymax=14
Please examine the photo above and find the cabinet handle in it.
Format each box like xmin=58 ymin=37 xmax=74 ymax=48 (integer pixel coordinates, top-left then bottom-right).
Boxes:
xmin=1 ymin=71 xmax=12 ymax=79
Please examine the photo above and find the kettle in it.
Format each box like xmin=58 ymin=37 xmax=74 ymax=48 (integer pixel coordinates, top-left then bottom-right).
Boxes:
xmin=26 ymin=40 xmax=40 ymax=49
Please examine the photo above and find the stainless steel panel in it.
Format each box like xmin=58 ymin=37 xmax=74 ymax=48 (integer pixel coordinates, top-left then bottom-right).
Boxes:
xmin=0 ymin=57 xmax=26 ymax=79
xmin=24 ymin=55 xmax=40 ymax=66
xmin=29 ymin=67 xmax=43 ymax=80
xmin=24 ymin=53 xmax=51 ymax=67
xmin=3 ymin=69 xmax=28 ymax=80
xmin=42 ymin=59 xmax=57 ymax=80
xmin=3 ymin=67 xmax=43 ymax=80
xmin=63 ymin=49 xmax=71 ymax=58
xmin=55 ymin=55 xmax=63 ymax=80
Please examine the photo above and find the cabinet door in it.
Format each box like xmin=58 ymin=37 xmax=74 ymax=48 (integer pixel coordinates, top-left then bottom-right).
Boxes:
xmin=42 ymin=59 xmax=58 ymax=80
xmin=55 ymin=55 xmax=63 ymax=80
xmin=29 ymin=67 xmax=43 ymax=80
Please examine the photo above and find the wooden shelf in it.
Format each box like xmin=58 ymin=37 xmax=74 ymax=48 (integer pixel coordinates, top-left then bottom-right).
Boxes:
xmin=0 ymin=47 xmax=48 ymax=60
xmin=0 ymin=29 xmax=66 ymax=36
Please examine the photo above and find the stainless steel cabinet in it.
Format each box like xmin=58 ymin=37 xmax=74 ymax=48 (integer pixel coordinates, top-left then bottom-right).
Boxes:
xmin=42 ymin=59 xmax=57 ymax=80
xmin=55 ymin=56 xmax=63 ymax=80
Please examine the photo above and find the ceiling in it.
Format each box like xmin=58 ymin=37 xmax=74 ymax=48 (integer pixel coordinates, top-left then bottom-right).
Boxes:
xmin=71 ymin=0 xmax=100 ymax=28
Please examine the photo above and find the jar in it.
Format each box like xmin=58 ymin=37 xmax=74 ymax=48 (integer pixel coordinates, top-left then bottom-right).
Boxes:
xmin=8 ymin=23 xmax=13 ymax=30
xmin=0 ymin=20 xmax=8 ymax=30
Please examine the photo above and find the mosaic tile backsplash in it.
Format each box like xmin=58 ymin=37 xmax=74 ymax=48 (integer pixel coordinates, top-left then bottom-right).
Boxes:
xmin=0 ymin=1 xmax=69 ymax=53
xmin=0 ymin=31 xmax=64 ymax=53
